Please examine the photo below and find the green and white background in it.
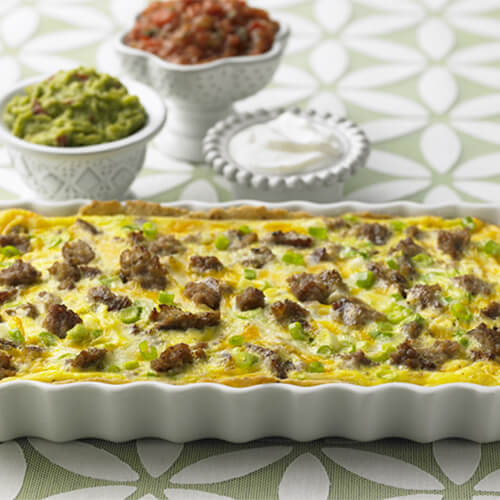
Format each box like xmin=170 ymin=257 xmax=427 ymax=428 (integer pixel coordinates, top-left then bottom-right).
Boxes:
xmin=0 ymin=0 xmax=500 ymax=498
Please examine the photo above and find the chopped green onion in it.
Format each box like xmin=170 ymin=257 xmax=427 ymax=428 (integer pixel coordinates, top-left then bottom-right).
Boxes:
xmin=124 ymin=360 xmax=139 ymax=370
xmin=282 ymin=252 xmax=305 ymax=266
xmin=289 ymin=321 xmax=307 ymax=341
xmin=158 ymin=291 xmax=174 ymax=305
xmin=238 ymin=225 xmax=251 ymax=235
xmin=99 ymin=275 xmax=117 ymax=287
xmin=356 ymin=270 xmax=376 ymax=290
xmin=412 ymin=253 xmax=433 ymax=266
xmin=317 ymin=345 xmax=333 ymax=356
xmin=107 ymin=365 xmax=121 ymax=373
xmin=66 ymin=324 xmax=89 ymax=345
xmin=215 ymin=234 xmax=229 ymax=250
xmin=233 ymin=351 xmax=259 ymax=369
xmin=308 ymin=361 xmax=325 ymax=373
xmin=483 ymin=240 xmax=500 ymax=257
xmin=122 ymin=224 xmax=139 ymax=231
xmin=142 ymin=221 xmax=157 ymax=240
xmin=244 ymin=268 xmax=256 ymax=280
xmin=8 ymin=328 xmax=24 ymax=344
xmin=386 ymin=304 xmax=412 ymax=324
xmin=386 ymin=258 xmax=399 ymax=270
xmin=390 ymin=220 xmax=406 ymax=232
xmin=262 ymin=281 xmax=273 ymax=291
xmin=39 ymin=331 xmax=57 ymax=347
xmin=458 ymin=337 xmax=469 ymax=348
xmin=58 ymin=353 xmax=72 ymax=360
xmin=308 ymin=226 xmax=327 ymax=240
xmin=119 ymin=305 xmax=142 ymax=324
xmin=0 ymin=245 xmax=20 ymax=257
xmin=451 ymin=303 xmax=472 ymax=322
xmin=91 ymin=329 xmax=103 ymax=339
xmin=139 ymin=340 xmax=158 ymax=361
xmin=229 ymin=335 xmax=245 ymax=346
xmin=461 ymin=216 xmax=476 ymax=231
xmin=48 ymin=237 xmax=63 ymax=249
xmin=343 ymin=215 xmax=359 ymax=223
xmin=146 ymin=371 xmax=159 ymax=377
xmin=391 ymin=293 xmax=403 ymax=301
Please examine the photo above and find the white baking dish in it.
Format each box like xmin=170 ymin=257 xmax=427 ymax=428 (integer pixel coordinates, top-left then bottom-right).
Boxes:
xmin=1 ymin=199 xmax=500 ymax=443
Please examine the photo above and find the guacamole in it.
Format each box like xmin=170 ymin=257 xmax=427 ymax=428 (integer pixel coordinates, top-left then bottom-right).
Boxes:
xmin=3 ymin=68 xmax=147 ymax=147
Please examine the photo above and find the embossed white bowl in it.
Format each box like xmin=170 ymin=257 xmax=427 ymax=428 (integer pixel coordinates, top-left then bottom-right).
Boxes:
xmin=0 ymin=76 xmax=166 ymax=201
xmin=114 ymin=24 xmax=289 ymax=162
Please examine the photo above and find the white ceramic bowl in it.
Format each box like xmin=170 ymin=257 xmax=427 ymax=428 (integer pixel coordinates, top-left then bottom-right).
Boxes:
xmin=203 ymin=107 xmax=370 ymax=202
xmin=0 ymin=76 xmax=166 ymax=201
xmin=114 ymin=25 xmax=290 ymax=162
xmin=0 ymin=199 xmax=499 ymax=442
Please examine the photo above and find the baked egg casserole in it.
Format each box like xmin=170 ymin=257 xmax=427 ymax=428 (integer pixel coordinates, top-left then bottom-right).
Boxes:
xmin=0 ymin=201 xmax=499 ymax=387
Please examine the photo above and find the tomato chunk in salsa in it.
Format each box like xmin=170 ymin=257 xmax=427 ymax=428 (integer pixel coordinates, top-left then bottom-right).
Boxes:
xmin=124 ymin=0 xmax=280 ymax=65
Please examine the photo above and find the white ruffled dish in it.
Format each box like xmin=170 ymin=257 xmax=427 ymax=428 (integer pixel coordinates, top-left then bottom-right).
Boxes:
xmin=0 ymin=199 xmax=500 ymax=443
xmin=203 ymin=108 xmax=370 ymax=202
xmin=0 ymin=77 xmax=166 ymax=202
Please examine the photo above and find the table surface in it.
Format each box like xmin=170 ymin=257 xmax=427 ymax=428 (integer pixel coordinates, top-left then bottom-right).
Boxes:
xmin=1 ymin=0 xmax=500 ymax=499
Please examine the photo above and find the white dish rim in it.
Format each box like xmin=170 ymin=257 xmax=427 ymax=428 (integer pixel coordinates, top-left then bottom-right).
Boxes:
xmin=1 ymin=197 xmax=500 ymax=395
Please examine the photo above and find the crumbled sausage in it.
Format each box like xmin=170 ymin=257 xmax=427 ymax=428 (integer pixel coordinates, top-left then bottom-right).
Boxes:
xmin=43 ymin=304 xmax=82 ymax=338
xmin=246 ymin=343 xmax=294 ymax=379
xmin=390 ymin=237 xmax=425 ymax=258
xmin=150 ymin=304 xmax=220 ymax=330
xmin=288 ymin=269 xmax=346 ymax=304
xmin=5 ymin=303 xmax=39 ymax=319
xmin=406 ymin=225 xmax=422 ymax=239
xmin=468 ymin=323 xmax=500 ymax=360
xmin=390 ymin=339 xmax=461 ymax=370
xmin=331 ymin=297 xmax=385 ymax=327
xmin=341 ymin=350 xmax=374 ymax=369
xmin=367 ymin=262 xmax=408 ymax=294
xmin=270 ymin=299 xmax=309 ymax=326
xmin=236 ymin=287 xmax=265 ymax=311
xmin=407 ymin=284 xmax=443 ymax=309
xmin=482 ymin=302 xmax=500 ymax=319
xmin=150 ymin=235 xmax=185 ymax=256
xmin=62 ymin=240 xmax=95 ymax=266
xmin=0 ymin=351 xmax=16 ymax=378
xmin=76 ymin=218 xmax=100 ymax=234
xmin=88 ymin=286 xmax=132 ymax=311
xmin=184 ymin=278 xmax=231 ymax=310
xmin=79 ymin=266 xmax=101 ymax=278
xmin=325 ymin=218 xmax=350 ymax=231
xmin=402 ymin=320 xmax=423 ymax=339
xmin=37 ymin=291 xmax=61 ymax=311
xmin=307 ymin=244 xmax=342 ymax=264
xmin=226 ymin=229 xmax=258 ymax=249
xmin=0 ymin=289 xmax=17 ymax=305
xmin=71 ymin=347 xmax=107 ymax=369
xmin=192 ymin=342 xmax=208 ymax=360
xmin=240 ymin=247 xmax=274 ymax=268
xmin=0 ymin=260 xmax=40 ymax=286
xmin=270 ymin=230 xmax=313 ymax=248
xmin=48 ymin=261 xmax=81 ymax=290
xmin=189 ymin=255 xmax=223 ymax=273
xmin=454 ymin=274 xmax=492 ymax=296
xmin=437 ymin=229 xmax=470 ymax=259
xmin=0 ymin=233 xmax=30 ymax=253
xmin=151 ymin=343 xmax=193 ymax=373
xmin=120 ymin=246 xmax=167 ymax=290
xmin=356 ymin=223 xmax=391 ymax=245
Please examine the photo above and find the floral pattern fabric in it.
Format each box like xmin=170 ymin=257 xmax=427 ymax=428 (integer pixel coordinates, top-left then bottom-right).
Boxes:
xmin=1 ymin=0 xmax=500 ymax=498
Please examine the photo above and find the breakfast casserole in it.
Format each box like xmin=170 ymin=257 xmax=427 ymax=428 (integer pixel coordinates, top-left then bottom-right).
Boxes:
xmin=0 ymin=201 xmax=500 ymax=387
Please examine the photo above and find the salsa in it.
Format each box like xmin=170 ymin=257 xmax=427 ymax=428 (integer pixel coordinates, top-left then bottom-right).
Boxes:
xmin=124 ymin=0 xmax=280 ymax=65
xmin=3 ymin=68 xmax=147 ymax=147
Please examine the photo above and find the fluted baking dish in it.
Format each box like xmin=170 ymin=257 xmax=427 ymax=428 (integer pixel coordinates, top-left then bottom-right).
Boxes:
xmin=1 ymin=199 xmax=500 ymax=443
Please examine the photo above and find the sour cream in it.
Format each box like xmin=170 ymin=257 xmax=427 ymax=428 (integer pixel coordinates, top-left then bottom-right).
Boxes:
xmin=229 ymin=111 xmax=342 ymax=175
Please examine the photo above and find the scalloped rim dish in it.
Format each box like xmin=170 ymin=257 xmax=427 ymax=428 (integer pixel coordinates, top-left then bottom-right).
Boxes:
xmin=1 ymin=199 xmax=500 ymax=443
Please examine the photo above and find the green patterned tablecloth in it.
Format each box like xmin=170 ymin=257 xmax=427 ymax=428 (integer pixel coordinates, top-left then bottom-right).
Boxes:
xmin=1 ymin=0 xmax=500 ymax=498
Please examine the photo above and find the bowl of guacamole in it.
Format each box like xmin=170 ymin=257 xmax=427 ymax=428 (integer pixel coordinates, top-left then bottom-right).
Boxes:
xmin=0 ymin=68 xmax=166 ymax=200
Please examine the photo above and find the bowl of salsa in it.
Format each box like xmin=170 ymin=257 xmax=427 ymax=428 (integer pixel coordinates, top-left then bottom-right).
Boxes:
xmin=0 ymin=68 xmax=166 ymax=201
xmin=115 ymin=0 xmax=289 ymax=162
